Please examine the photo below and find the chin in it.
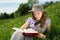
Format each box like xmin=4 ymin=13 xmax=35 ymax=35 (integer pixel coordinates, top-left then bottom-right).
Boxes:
xmin=36 ymin=19 xmax=40 ymax=21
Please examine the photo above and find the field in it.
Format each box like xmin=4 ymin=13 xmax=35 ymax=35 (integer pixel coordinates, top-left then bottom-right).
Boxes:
xmin=0 ymin=2 xmax=60 ymax=40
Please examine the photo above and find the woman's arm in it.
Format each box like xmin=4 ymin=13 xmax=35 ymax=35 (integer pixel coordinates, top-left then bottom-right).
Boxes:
xmin=20 ymin=21 xmax=29 ymax=29
xmin=36 ymin=33 xmax=46 ymax=39
xmin=36 ymin=21 xmax=51 ymax=39
xmin=47 ymin=22 xmax=51 ymax=33
xmin=46 ymin=21 xmax=51 ymax=38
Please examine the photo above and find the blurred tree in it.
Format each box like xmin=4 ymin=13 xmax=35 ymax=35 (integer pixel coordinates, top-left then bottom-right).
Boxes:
xmin=14 ymin=10 xmax=20 ymax=18
xmin=10 ymin=13 xmax=14 ymax=18
xmin=15 ymin=3 xmax=31 ymax=16
xmin=45 ymin=2 xmax=49 ymax=6
xmin=0 ymin=13 xmax=4 ymax=19
xmin=49 ymin=1 xmax=54 ymax=5
xmin=43 ymin=1 xmax=54 ymax=8
xmin=43 ymin=4 xmax=49 ymax=8
xmin=27 ymin=0 xmax=39 ymax=7
xmin=4 ymin=12 xmax=9 ymax=19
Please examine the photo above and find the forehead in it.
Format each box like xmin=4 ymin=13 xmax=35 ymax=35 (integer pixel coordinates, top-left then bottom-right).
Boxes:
xmin=32 ymin=11 xmax=42 ymax=14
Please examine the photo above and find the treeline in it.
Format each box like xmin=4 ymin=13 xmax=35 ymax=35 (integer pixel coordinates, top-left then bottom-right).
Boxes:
xmin=0 ymin=12 xmax=14 ymax=19
xmin=43 ymin=1 xmax=60 ymax=8
xmin=0 ymin=0 xmax=58 ymax=19
xmin=14 ymin=1 xmax=55 ymax=17
xmin=43 ymin=1 xmax=54 ymax=8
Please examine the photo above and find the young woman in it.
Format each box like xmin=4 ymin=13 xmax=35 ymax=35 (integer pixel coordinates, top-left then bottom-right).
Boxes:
xmin=11 ymin=4 xmax=51 ymax=40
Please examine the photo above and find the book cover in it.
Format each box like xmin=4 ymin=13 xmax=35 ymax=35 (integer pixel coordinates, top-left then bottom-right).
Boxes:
xmin=12 ymin=27 xmax=39 ymax=36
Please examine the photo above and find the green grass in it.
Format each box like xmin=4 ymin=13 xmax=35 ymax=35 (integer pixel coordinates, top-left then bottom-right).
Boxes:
xmin=0 ymin=14 xmax=31 ymax=40
xmin=45 ymin=2 xmax=60 ymax=40
xmin=0 ymin=2 xmax=60 ymax=40
xmin=45 ymin=2 xmax=60 ymax=35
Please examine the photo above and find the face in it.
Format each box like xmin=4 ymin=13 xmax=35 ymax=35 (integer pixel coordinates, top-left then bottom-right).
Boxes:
xmin=32 ymin=11 xmax=43 ymax=21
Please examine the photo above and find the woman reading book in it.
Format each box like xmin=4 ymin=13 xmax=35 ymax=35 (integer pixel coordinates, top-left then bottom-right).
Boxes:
xmin=11 ymin=4 xmax=51 ymax=40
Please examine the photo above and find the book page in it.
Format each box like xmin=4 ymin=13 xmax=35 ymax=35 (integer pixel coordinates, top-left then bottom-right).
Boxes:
xmin=12 ymin=27 xmax=38 ymax=33
xmin=23 ymin=28 xmax=38 ymax=33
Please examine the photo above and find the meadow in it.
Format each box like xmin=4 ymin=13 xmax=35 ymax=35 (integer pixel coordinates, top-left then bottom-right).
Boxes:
xmin=0 ymin=2 xmax=60 ymax=40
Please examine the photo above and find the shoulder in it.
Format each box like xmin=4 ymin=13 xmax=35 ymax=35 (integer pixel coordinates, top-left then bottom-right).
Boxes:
xmin=27 ymin=17 xmax=33 ymax=21
xmin=26 ymin=17 xmax=33 ymax=23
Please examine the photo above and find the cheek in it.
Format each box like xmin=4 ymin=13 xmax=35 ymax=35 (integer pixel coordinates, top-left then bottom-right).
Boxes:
xmin=38 ymin=13 xmax=42 ymax=18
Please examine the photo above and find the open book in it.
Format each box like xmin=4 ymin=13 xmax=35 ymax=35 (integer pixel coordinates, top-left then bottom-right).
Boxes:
xmin=12 ymin=27 xmax=39 ymax=36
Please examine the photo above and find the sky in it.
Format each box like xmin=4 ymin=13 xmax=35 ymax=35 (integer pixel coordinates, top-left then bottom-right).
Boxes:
xmin=0 ymin=0 xmax=60 ymax=14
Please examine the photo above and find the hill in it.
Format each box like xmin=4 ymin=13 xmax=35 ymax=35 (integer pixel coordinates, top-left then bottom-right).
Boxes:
xmin=0 ymin=2 xmax=60 ymax=40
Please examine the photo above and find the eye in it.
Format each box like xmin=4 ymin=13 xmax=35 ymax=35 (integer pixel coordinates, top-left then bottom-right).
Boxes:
xmin=33 ymin=14 xmax=36 ymax=16
xmin=33 ymin=12 xmax=36 ymax=15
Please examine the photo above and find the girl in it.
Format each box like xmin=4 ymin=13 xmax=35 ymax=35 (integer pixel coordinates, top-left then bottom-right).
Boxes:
xmin=11 ymin=4 xmax=51 ymax=40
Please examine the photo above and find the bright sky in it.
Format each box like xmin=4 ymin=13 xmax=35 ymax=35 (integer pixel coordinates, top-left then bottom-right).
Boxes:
xmin=0 ymin=0 xmax=60 ymax=14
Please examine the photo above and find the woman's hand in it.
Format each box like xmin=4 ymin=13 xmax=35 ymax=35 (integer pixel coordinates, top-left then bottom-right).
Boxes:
xmin=36 ymin=33 xmax=46 ymax=39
